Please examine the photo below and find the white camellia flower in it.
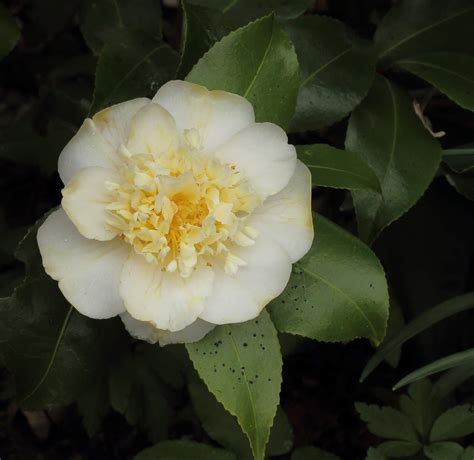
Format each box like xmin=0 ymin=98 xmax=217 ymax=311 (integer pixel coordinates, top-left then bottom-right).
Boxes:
xmin=37 ymin=80 xmax=314 ymax=345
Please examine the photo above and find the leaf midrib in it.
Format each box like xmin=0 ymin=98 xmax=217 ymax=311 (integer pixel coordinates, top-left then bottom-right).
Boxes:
xmin=226 ymin=326 xmax=261 ymax=459
xmin=20 ymin=305 xmax=74 ymax=405
xmin=243 ymin=19 xmax=275 ymax=99
xmin=299 ymin=265 xmax=379 ymax=340
xmin=399 ymin=58 xmax=474 ymax=86
xmin=380 ymin=6 xmax=474 ymax=58
xmin=95 ymin=43 xmax=167 ymax=109
xmin=305 ymin=163 xmax=377 ymax=188
xmin=301 ymin=47 xmax=351 ymax=88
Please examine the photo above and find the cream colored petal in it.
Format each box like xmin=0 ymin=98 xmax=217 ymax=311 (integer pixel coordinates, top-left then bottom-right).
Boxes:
xmin=126 ymin=103 xmax=179 ymax=156
xmin=61 ymin=167 xmax=119 ymax=241
xmin=199 ymin=236 xmax=292 ymax=324
xmin=37 ymin=208 xmax=130 ymax=319
xmin=250 ymin=160 xmax=314 ymax=262
xmin=119 ymin=253 xmax=214 ymax=331
xmin=120 ymin=312 xmax=215 ymax=345
xmin=58 ymin=98 xmax=150 ymax=184
xmin=213 ymin=123 xmax=296 ymax=199
xmin=152 ymin=80 xmax=255 ymax=152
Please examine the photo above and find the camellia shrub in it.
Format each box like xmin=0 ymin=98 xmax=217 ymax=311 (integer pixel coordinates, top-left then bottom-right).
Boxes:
xmin=0 ymin=1 xmax=473 ymax=459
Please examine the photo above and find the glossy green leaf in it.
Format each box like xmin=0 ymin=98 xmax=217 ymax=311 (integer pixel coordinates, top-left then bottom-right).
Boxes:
xmin=186 ymin=15 xmax=299 ymax=129
xmin=0 ymin=277 xmax=122 ymax=409
xmin=430 ymin=404 xmax=474 ymax=441
xmin=376 ymin=441 xmax=421 ymax=457
xmin=178 ymin=2 xmax=239 ymax=78
xmin=134 ymin=440 xmax=236 ymax=460
xmin=361 ymin=292 xmax=474 ymax=382
xmin=355 ymin=402 xmax=418 ymax=442
xmin=188 ymin=0 xmax=306 ymax=22
xmin=91 ymin=33 xmax=178 ymax=114
xmin=424 ymin=442 xmax=464 ymax=460
xmin=292 ymin=446 xmax=340 ymax=460
xmin=190 ymin=380 xmax=292 ymax=458
xmin=375 ymin=0 xmax=474 ymax=63
xmin=80 ymin=0 xmax=162 ymax=54
xmin=346 ymin=76 xmax=442 ymax=243
xmin=186 ymin=310 xmax=282 ymax=460
xmin=285 ymin=15 xmax=375 ymax=131
xmin=297 ymin=144 xmax=380 ymax=191
xmin=394 ymin=348 xmax=474 ymax=391
xmin=0 ymin=4 xmax=20 ymax=60
xmin=399 ymin=52 xmax=474 ymax=111
xmin=398 ymin=380 xmax=444 ymax=440
xmin=270 ymin=213 xmax=389 ymax=344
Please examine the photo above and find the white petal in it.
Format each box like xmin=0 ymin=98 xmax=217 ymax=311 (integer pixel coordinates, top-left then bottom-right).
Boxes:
xmin=152 ymin=80 xmax=254 ymax=152
xmin=37 ymin=208 xmax=130 ymax=319
xmin=119 ymin=253 xmax=214 ymax=331
xmin=58 ymin=98 xmax=150 ymax=184
xmin=213 ymin=123 xmax=296 ymax=199
xmin=200 ymin=236 xmax=292 ymax=324
xmin=120 ymin=312 xmax=215 ymax=345
xmin=126 ymin=103 xmax=179 ymax=156
xmin=61 ymin=167 xmax=119 ymax=241
xmin=251 ymin=160 xmax=314 ymax=262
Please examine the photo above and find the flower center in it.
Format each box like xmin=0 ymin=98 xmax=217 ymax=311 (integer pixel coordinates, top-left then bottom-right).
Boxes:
xmin=105 ymin=132 xmax=261 ymax=278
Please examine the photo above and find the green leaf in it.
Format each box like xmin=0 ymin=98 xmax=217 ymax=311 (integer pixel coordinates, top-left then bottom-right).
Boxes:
xmin=376 ymin=440 xmax=421 ymax=457
xmin=270 ymin=213 xmax=389 ymax=344
xmin=0 ymin=4 xmax=20 ymax=60
xmin=446 ymin=167 xmax=474 ymax=202
xmin=186 ymin=310 xmax=282 ymax=460
xmin=433 ymin=362 xmax=474 ymax=398
xmin=91 ymin=33 xmax=178 ymax=114
xmin=190 ymin=380 xmax=292 ymax=458
xmin=443 ymin=145 xmax=474 ymax=172
xmin=134 ymin=440 xmax=236 ymax=460
xmin=424 ymin=442 xmax=464 ymax=460
xmin=178 ymin=2 xmax=239 ymax=78
xmin=394 ymin=348 xmax=474 ymax=391
xmin=108 ymin=350 xmax=134 ymax=414
xmin=366 ymin=447 xmax=387 ymax=460
xmin=375 ymin=0 xmax=474 ymax=63
xmin=292 ymin=446 xmax=340 ymax=460
xmin=382 ymin=299 xmax=405 ymax=368
xmin=188 ymin=0 xmax=306 ymax=22
xmin=77 ymin=377 xmax=109 ymax=436
xmin=399 ymin=52 xmax=474 ymax=111
xmin=80 ymin=0 xmax=162 ymax=54
xmin=355 ymin=402 xmax=419 ymax=442
xmin=430 ymin=404 xmax=474 ymax=441
xmin=361 ymin=292 xmax=474 ymax=382
xmin=111 ymin=346 xmax=174 ymax=442
xmin=346 ymin=75 xmax=442 ymax=243
xmin=461 ymin=447 xmax=474 ymax=460
xmin=0 ymin=277 xmax=122 ymax=409
xmin=285 ymin=15 xmax=375 ymax=131
xmin=398 ymin=380 xmax=444 ymax=440
xmin=297 ymin=144 xmax=380 ymax=191
xmin=186 ymin=15 xmax=299 ymax=130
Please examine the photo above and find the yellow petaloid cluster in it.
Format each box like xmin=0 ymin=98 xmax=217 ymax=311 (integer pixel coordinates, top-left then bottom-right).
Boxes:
xmin=105 ymin=130 xmax=261 ymax=278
